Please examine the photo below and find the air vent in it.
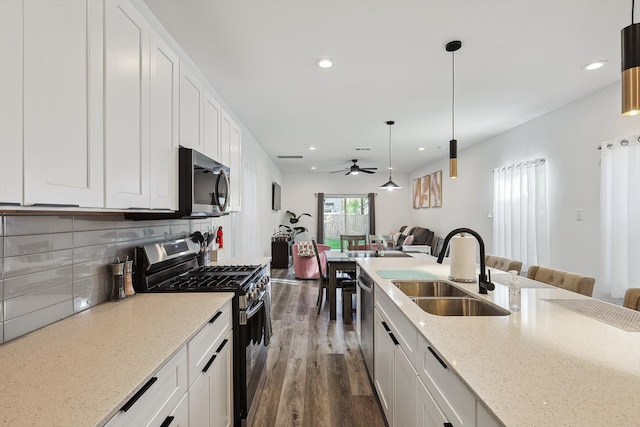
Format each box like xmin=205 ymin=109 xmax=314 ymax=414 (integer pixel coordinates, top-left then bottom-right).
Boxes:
xmin=277 ymin=155 xmax=304 ymax=159
xmin=354 ymin=147 xmax=371 ymax=151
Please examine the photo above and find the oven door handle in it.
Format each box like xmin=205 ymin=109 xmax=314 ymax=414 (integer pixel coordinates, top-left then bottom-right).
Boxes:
xmin=245 ymin=299 xmax=264 ymax=320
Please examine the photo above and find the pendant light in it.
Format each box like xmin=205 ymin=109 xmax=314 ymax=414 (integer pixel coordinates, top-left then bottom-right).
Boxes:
xmin=380 ymin=120 xmax=402 ymax=190
xmin=622 ymin=0 xmax=640 ymax=115
xmin=446 ymin=40 xmax=462 ymax=178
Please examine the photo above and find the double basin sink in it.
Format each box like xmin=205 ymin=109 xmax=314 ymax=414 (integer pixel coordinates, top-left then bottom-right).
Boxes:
xmin=392 ymin=280 xmax=510 ymax=316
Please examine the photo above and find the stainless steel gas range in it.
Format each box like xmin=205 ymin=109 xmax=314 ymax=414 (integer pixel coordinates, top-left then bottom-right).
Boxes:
xmin=133 ymin=237 xmax=271 ymax=427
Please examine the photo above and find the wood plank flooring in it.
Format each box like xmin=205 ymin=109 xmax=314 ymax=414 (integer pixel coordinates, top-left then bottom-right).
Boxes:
xmin=248 ymin=268 xmax=386 ymax=427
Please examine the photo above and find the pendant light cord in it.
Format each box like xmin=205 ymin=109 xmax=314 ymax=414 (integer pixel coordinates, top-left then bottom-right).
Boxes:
xmin=388 ymin=124 xmax=393 ymax=172
xmin=451 ymin=50 xmax=456 ymax=140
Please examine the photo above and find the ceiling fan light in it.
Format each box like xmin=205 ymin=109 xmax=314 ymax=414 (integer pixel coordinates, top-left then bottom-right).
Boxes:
xmin=621 ymin=19 xmax=640 ymax=116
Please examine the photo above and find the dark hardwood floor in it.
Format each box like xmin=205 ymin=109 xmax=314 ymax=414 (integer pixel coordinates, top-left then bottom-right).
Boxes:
xmin=248 ymin=267 xmax=386 ymax=427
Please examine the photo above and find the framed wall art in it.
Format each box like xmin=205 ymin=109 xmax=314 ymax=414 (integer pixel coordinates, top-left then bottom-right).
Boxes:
xmin=430 ymin=170 xmax=442 ymax=207
xmin=420 ymin=174 xmax=430 ymax=208
xmin=412 ymin=177 xmax=421 ymax=209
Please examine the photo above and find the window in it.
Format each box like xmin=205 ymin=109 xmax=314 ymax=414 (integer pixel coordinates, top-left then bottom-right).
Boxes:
xmin=321 ymin=195 xmax=371 ymax=249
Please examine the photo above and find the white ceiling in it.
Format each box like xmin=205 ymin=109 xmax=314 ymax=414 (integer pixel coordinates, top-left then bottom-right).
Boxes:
xmin=144 ymin=0 xmax=631 ymax=175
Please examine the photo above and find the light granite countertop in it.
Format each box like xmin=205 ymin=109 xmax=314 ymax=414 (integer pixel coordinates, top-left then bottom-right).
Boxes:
xmin=0 ymin=292 xmax=233 ymax=427
xmin=357 ymin=254 xmax=640 ymax=427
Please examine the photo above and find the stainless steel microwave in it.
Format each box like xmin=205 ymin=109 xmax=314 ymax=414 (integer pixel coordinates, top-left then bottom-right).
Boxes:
xmin=124 ymin=146 xmax=230 ymax=220
xmin=179 ymin=146 xmax=230 ymax=217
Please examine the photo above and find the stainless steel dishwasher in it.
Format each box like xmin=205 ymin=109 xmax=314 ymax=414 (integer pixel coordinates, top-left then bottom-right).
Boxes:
xmin=358 ymin=269 xmax=374 ymax=380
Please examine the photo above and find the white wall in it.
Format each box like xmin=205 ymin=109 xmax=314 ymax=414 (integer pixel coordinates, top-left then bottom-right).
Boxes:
xmin=409 ymin=82 xmax=640 ymax=298
xmin=281 ymin=171 xmax=411 ymax=241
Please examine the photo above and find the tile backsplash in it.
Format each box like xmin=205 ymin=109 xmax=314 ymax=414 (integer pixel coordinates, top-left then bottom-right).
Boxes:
xmin=0 ymin=214 xmax=217 ymax=343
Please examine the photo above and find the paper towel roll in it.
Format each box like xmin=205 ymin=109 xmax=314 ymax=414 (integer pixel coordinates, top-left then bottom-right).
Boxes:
xmin=449 ymin=234 xmax=477 ymax=282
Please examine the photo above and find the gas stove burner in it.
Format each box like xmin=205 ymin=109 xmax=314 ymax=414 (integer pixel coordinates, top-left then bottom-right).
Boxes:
xmin=192 ymin=265 xmax=261 ymax=274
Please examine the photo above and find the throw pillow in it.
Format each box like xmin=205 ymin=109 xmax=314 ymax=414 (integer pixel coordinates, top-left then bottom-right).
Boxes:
xmin=297 ymin=241 xmax=315 ymax=257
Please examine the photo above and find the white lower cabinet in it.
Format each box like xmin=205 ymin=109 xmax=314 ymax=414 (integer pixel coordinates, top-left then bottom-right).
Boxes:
xmin=188 ymin=330 xmax=233 ymax=427
xmin=373 ymin=284 xmax=502 ymax=427
xmin=107 ymin=346 xmax=187 ymax=427
xmin=187 ymin=301 xmax=234 ymax=427
xmin=374 ymin=306 xmax=418 ymax=427
xmin=417 ymin=376 xmax=449 ymax=427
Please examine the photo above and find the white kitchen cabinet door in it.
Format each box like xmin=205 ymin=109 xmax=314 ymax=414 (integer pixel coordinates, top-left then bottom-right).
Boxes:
xmin=220 ymin=110 xmax=232 ymax=167
xmin=0 ymin=0 xmax=22 ymax=205
xmin=166 ymin=393 xmax=190 ymax=427
xmin=476 ymin=402 xmax=502 ymax=427
xmin=189 ymin=367 xmax=212 ymax=427
xmin=23 ymin=0 xmax=104 ymax=207
xmin=374 ymin=309 xmax=394 ymax=423
xmin=149 ymin=30 xmax=179 ymax=210
xmin=210 ymin=332 xmax=233 ymax=427
xmin=188 ymin=331 xmax=233 ymax=427
xmin=394 ymin=344 xmax=417 ymax=427
xmin=179 ymin=63 xmax=204 ymax=152
xmin=417 ymin=376 xmax=450 ymax=427
xmin=229 ymin=119 xmax=242 ymax=212
xmin=203 ymin=91 xmax=222 ymax=162
xmin=104 ymin=0 xmax=150 ymax=209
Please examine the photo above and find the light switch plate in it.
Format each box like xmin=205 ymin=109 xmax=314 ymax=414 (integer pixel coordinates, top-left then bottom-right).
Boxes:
xmin=576 ymin=209 xmax=583 ymax=221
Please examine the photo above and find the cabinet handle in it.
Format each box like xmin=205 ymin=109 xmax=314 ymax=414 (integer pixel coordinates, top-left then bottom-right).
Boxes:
xmin=0 ymin=202 xmax=20 ymax=206
xmin=121 ymin=376 xmax=157 ymax=412
xmin=209 ymin=311 xmax=222 ymax=323
xmin=381 ymin=321 xmax=391 ymax=332
xmin=428 ymin=346 xmax=448 ymax=370
xmin=202 ymin=353 xmax=217 ymax=373
xmin=388 ymin=332 xmax=399 ymax=346
xmin=160 ymin=416 xmax=175 ymax=427
xmin=216 ymin=338 xmax=229 ymax=353
xmin=444 ymin=423 xmax=453 ymax=427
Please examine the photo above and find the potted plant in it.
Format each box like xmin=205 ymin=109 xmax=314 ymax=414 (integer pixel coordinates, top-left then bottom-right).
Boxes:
xmin=278 ymin=210 xmax=311 ymax=241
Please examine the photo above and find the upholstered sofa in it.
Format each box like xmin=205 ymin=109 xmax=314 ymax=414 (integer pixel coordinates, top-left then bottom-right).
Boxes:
xmin=623 ymin=288 xmax=640 ymax=311
xmin=526 ymin=265 xmax=595 ymax=297
xmin=393 ymin=226 xmax=435 ymax=249
xmin=292 ymin=242 xmax=329 ymax=279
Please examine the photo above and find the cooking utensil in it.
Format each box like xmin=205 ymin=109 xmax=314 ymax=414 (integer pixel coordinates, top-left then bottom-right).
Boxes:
xmin=191 ymin=231 xmax=205 ymax=253
xmin=205 ymin=231 xmax=215 ymax=249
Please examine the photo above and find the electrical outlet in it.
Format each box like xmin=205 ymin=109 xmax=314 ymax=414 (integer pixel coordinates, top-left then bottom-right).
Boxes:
xmin=576 ymin=209 xmax=583 ymax=221
xmin=487 ymin=211 xmax=493 ymax=218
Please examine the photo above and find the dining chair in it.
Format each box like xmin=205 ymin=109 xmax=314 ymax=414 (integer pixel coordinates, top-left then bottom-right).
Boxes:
xmin=312 ymin=239 xmax=355 ymax=316
xmin=340 ymin=234 xmax=367 ymax=252
xmin=623 ymin=288 xmax=640 ymax=311
xmin=368 ymin=234 xmax=394 ymax=252
xmin=485 ymin=255 xmax=523 ymax=275
xmin=526 ymin=265 xmax=595 ymax=297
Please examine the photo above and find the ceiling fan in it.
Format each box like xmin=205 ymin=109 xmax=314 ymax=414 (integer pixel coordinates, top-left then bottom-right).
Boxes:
xmin=330 ymin=159 xmax=377 ymax=175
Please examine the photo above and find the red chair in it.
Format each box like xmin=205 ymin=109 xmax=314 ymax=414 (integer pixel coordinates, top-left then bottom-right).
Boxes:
xmin=292 ymin=242 xmax=330 ymax=279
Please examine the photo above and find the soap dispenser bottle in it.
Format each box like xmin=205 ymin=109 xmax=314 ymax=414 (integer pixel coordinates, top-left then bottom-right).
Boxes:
xmin=508 ymin=270 xmax=521 ymax=311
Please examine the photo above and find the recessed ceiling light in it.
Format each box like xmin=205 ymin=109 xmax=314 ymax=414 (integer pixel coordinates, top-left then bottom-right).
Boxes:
xmin=417 ymin=147 xmax=425 ymax=151
xmin=311 ymin=166 xmax=316 ymax=170
xmin=309 ymin=146 xmax=316 ymax=150
xmin=583 ymin=60 xmax=607 ymax=71
xmin=316 ymin=58 xmax=333 ymax=69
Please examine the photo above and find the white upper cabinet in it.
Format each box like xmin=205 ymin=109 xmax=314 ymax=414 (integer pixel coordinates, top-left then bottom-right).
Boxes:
xmin=221 ymin=110 xmax=242 ymax=211
xmin=229 ymin=119 xmax=242 ymax=212
xmin=0 ymin=0 xmax=23 ymax=205
xmin=104 ymin=0 xmax=150 ymax=209
xmin=23 ymin=0 xmax=104 ymax=207
xmin=149 ymin=30 xmax=179 ymax=210
xmin=203 ymin=90 xmax=222 ymax=162
xmin=179 ymin=63 xmax=204 ymax=152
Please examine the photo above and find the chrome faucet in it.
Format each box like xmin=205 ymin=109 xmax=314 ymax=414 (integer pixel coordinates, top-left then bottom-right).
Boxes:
xmin=436 ymin=227 xmax=495 ymax=294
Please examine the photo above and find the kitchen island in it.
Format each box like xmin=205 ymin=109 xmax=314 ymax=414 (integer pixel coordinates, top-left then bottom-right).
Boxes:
xmin=357 ymin=254 xmax=640 ymax=426
xmin=0 ymin=292 xmax=233 ymax=426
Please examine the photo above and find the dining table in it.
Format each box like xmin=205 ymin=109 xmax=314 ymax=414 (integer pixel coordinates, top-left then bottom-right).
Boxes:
xmin=324 ymin=249 xmax=414 ymax=320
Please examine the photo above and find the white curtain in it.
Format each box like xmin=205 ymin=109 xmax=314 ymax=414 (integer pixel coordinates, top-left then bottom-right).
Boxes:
xmin=599 ymin=135 xmax=640 ymax=298
xmin=492 ymin=158 xmax=548 ymax=270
